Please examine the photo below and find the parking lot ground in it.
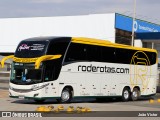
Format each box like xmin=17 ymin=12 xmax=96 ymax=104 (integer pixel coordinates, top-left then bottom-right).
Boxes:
xmin=0 ymin=90 xmax=160 ymax=120
xmin=0 ymin=89 xmax=160 ymax=111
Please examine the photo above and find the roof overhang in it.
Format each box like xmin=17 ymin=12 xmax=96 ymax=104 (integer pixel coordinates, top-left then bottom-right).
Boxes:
xmin=136 ymin=32 xmax=160 ymax=41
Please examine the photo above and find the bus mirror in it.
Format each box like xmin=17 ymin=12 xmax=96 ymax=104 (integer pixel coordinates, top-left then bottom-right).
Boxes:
xmin=35 ymin=55 xmax=62 ymax=69
xmin=0 ymin=55 xmax=14 ymax=68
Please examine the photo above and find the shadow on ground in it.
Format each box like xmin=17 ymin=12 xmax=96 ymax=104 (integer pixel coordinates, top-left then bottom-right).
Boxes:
xmin=10 ymin=95 xmax=155 ymax=105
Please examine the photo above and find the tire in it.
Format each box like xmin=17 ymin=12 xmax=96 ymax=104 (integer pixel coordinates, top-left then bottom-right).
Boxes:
xmin=60 ymin=88 xmax=72 ymax=103
xmin=122 ymin=87 xmax=130 ymax=102
xmin=131 ymin=88 xmax=140 ymax=101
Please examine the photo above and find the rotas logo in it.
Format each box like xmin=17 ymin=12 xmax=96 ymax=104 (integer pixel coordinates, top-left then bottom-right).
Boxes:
xmin=130 ymin=51 xmax=151 ymax=92
xmin=18 ymin=44 xmax=30 ymax=51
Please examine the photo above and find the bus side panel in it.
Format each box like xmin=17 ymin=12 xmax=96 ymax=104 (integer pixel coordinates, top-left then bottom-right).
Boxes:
xmin=59 ymin=63 xmax=87 ymax=97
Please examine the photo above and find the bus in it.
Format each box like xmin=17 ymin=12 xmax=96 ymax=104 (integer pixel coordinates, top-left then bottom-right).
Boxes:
xmin=0 ymin=36 xmax=158 ymax=103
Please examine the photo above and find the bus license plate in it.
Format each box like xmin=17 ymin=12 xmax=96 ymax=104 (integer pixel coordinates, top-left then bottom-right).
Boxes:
xmin=18 ymin=96 xmax=25 ymax=99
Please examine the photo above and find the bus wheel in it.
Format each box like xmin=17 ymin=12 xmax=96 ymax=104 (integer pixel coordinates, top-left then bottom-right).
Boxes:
xmin=131 ymin=88 xmax=140 ymax=101
xmin=122 ymin=87 xmax=130 ymax=102
xmin=60 ymin=88 xmax=72 ymax=103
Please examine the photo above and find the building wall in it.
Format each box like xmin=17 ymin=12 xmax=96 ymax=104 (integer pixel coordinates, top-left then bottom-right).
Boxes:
xmin=115 ymin=13 xmax=160 ymax=48
xmin=134 ymin=39 xmax=143 ymax=47
xmin=0 ymin=13 xmax=115 ymax=53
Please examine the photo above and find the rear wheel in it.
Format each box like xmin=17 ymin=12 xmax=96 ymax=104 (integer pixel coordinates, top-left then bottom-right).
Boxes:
xmin=131 ymin=88 xmax=140 ymax=101
xmin=60 ymin=88 xmax=72 ymax=103
xmin=122 ymin=88 xmax=130 ymax=102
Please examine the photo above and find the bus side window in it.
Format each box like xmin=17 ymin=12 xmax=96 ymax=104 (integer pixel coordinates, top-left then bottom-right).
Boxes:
xmin=115 ymin=48 xmax=129 ymax=64
xmin=44 ymin=69 xmax=53 ymax=81
xmin=146 ymin=52 xmax=157 ymax=65
xmin=101 ymin=47 xmax=116 ymax=63
xmin=65 ymin=43 xmax=87 ymax=62
xmin=86 ymin=45 xmax=101 ymax=62
xmin=47 ymin=41 xmax=69 ymax=55
xmin=44 ymin=61 xmax=55 ymax=81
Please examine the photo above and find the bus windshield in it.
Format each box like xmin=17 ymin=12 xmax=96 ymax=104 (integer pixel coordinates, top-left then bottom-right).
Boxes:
xmin=15 ymin=41 xmax=49 ymax=58
xmin=10 ymin=62 xmax=43 ymax=85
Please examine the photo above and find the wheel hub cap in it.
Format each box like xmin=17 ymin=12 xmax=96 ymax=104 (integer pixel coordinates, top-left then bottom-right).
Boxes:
xmin=62 ymin=91 xmax=69 ymax=101
xmin=124 ymin=90 xmax=129 ymax=99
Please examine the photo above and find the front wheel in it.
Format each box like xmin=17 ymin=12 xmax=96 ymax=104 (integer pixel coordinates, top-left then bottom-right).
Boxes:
xmin=122 ymin=88 xmax=130 ymax=102
xmin=131 ymin=88 xmax=140 ymax=101
xmin=60 ymin=88 xmax=72 ymax=103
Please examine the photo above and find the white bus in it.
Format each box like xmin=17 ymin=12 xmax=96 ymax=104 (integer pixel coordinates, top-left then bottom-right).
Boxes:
xmin=0 ymin=37 xmax=158 ymax=103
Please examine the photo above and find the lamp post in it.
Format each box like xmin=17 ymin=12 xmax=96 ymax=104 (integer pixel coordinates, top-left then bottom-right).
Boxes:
xmin=131 ymin=0 xmax=137 ymax=46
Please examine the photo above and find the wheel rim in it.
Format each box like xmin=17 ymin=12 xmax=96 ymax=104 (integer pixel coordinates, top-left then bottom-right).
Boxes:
xmin=124 ymin=90 xmax=129 ymax=99
xmin=61 ymin=91 xmax=70 ymax=101
xmin=132 ymin=91 xmax=138 ymax=98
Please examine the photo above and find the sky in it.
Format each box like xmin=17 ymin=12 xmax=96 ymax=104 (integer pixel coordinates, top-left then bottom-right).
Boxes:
xmin=0 ymin=0 xmax=160 ymax=24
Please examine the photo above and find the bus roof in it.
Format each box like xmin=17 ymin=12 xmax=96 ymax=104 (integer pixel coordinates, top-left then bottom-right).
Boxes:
xmin=20 ymin=36 xmax=157 ymax=53
xmin=72 ymin=37 xmax=157 ymax=53
xmin=21 ymin=36 xmax=71 ymax=42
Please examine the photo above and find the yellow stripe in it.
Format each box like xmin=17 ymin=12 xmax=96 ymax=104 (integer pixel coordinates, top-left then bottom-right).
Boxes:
xmin=0 ymin=55 xmax=61 ymax=69
xmin=35 ymin=55 xmax=61 ymax=69
xmin=0 ymin=55 xmax=14 ymax=68
xmin=13 ymin=57 xmax=38 ymax=63
xmin=71 ymin=37 xmax=157 ymax=53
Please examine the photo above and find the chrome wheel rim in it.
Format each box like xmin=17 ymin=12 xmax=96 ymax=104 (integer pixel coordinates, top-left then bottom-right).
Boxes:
xmin=132 ymin=91 xmax=138 ymax=98
xmin=124 ymin=90 xmax=129 ymax=99
xmin=62 ymin=91 xmax=70 ymax=101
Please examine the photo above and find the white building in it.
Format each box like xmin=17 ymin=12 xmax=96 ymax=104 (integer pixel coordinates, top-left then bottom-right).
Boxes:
xmin=0 ymin=13 xmax=160 ymax=65
xmin=0 ymin=13 xmax=160 ymax=53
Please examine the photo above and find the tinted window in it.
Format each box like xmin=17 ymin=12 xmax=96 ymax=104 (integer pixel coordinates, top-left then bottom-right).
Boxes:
xmin=47 ymin=41 xmax=69 ymax=55
xmin=65 ymin=43 xmax=157 ymax=65
xmin=65 ymin=43 xmax=87 ymax=62
xmin=44 ymin=41 xmax=70 ymax=81
xmin=87 ymin=45 xmax=101 ymax=62
xmin=115 ymin=48 xmax=133 ymax=64
xmin=65 ymin=43 xmax=101 ymax=62
xmin=15 ymin=41 xmax=49 ymax=58
xmin=101 ymin=47 xmax=116 ymax=63
xmin=148 ymin=52 xmax=157 ymax=65
xmin=44 ymin=60 xmax=58 ymax=81
xmin=115 ymin=48 xmax=156 ymax=65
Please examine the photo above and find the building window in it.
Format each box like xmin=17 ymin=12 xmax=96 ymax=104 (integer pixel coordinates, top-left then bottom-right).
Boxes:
xmin=115 ymin=29 xmax=132 ymax=45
